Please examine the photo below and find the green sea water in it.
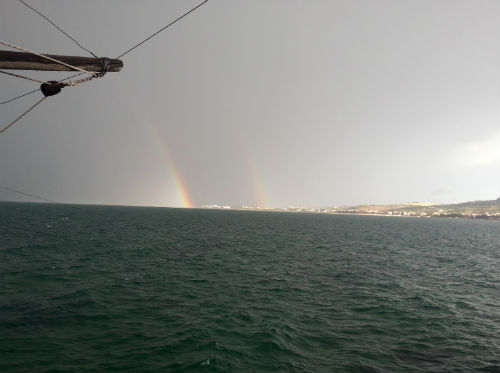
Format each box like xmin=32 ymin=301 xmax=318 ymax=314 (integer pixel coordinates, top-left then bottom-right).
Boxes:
xmin=1 ymin=202 xmax=499 ymax=372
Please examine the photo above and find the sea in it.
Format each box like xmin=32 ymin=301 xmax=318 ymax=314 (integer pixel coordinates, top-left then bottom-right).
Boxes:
xmin=1 ymin=202 xmax=499 ymax=373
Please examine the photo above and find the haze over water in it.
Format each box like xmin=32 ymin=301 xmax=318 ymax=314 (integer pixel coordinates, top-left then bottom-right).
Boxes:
xmin=1 ymin=202 xmax=499 ymax=372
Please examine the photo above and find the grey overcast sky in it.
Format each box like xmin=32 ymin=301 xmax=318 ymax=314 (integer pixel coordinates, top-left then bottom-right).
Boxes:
xmin=1 ymin=0 xmax=499 ymax=208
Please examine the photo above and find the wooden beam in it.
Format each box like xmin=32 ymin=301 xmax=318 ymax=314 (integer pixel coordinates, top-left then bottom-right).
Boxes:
xmin=0 ymin=50 xmax=123 ymax=72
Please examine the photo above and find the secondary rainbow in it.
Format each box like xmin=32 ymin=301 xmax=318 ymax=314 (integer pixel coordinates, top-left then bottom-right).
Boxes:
xmin=247 ymin=157 xmax=271 ymax=209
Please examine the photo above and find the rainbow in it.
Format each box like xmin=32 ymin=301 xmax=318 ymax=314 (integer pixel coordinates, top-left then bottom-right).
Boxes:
xmin=155 ymin=140 xmax=194 ymax=208
xmin=247 ymin=157 xmax=271 ymax=209
xmin=143 ymin=115 xmax=194 ymax=208
xmin=132 ymin=103 xmax=275 ymax=209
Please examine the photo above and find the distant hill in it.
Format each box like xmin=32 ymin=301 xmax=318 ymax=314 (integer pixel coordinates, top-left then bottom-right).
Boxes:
xmin=441 ymin=198 xmax=500 ymax=209
xmin=332 ymin=198 xmax=500 ymax=219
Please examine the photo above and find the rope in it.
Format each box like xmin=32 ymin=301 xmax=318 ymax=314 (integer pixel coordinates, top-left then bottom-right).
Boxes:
xmin=0 ymin=184 xmax=60 ymax=204
xmin=0 ymin=40 xmax=96 ymax=76
xmin=0 ymin=69 xmax=47 ymax=84
xmin=60 ymin=62 xmax=109 ymax=86
xmin=0 ymin=88 xmax=39 ymax=105
xmin=115 ymin=0 xmax=208 ymax=59
xmin=0 ymin=71 xmax=98 ymax=135
xmin=1 ymin=1 xmax=209 ymax=127
xmin=0 ymin=72 xmax=85 ymax=105
xmin=1 ymin=1 xmax=209 ymax=103
xmin=63 ymin=75 xmax=95 ymax=86
xmin=0 ymin=184 xmax=110 ymax=219
xmin=0 ymin=96 xmax=46 ymax=135
xmin=18 ymin=0 xmax=99 ymax=59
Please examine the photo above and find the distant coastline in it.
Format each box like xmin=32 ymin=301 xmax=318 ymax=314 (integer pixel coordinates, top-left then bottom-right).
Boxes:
xmin=202 ymin=198 xmax=500 ymax=220
xmin=1 ymin=198 xmax=498 ymax=220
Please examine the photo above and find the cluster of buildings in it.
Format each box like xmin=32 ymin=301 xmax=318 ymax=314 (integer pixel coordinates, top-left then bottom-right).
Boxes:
xmin=201 ymin=203 xmax=499 ymax=220
xmin=201 ymin=204 xmax=231 ymax=209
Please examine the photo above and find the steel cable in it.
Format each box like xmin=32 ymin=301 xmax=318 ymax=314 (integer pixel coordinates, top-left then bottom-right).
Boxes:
xmin=115 ymin=0 xmax=208 ymax=59
xmin=0 ymin=96 xmax=46 ymax=135
xmin=0 ymin=69 xmax=48 ymax=84
xmin=18 ymin=0 xmax=100 ymax=59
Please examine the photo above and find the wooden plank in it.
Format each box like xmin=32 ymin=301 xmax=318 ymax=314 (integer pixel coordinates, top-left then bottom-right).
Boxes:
xmin=0 ymin=50 xmax=123 ymax=72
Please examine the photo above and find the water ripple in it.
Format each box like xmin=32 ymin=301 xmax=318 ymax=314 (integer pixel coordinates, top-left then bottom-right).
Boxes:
xmin=1 ymin=203 xmax=499 ymax=372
